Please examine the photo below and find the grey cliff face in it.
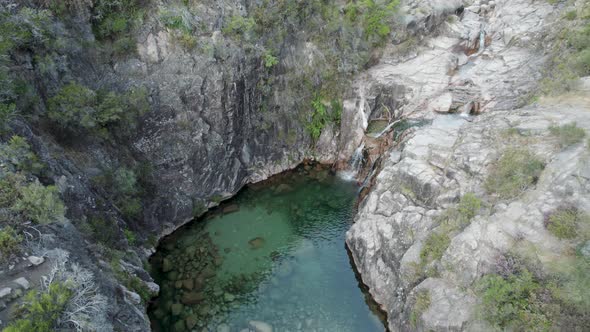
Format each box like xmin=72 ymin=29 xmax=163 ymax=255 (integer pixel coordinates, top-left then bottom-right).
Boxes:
xmin=346 ymin=0 xmax=590 ymax=331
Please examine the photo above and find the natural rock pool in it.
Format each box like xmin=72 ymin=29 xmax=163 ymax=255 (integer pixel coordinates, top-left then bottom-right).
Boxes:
xmin=149 ymin=166 xmax=386 ymax=331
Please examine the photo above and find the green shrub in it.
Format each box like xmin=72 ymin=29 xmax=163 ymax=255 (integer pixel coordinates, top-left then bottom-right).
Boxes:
xmin=160 ymin=10 xmax=191 ymax=32
xmin=0 ymin=136 xmax=45 ymax=175
xmin=362 ymin=0 xmax=399 ymax=42
xmin=549 ymin=123 xmax=586 ymax=148
xmin=263 ymin=51 xmax=279 ymax=68
xmin=88 ymin=216 xmax=120 ymax=246
xmin=0 ymin=103 xmax=16 ymax=133
xmin=565 ymin=10 xmax=577 ymax=20
xmin=112 ymin=36 xmax=137 ymax=56
xmin=48 ymin=83 xmax=149 ymax=133
xmin=0 ymin=226 xmax=22 ymax=261
xmin=94 ymin=167 xmax=143 ymax=219
xmin=12 ymin=181 xmax=65 ymax=224
xmin=457 ymin=193 xmax=481 ymax=221
xmin=420 ymin=232 xmax=450 ymax=265
xmin=0 ymin=173 xmax=23 ymax=208
xmin=177 ymin=32 xmax=197 ymax=50
xmin=5 ymin=282 xmax=72 ymax=332
xmin=550 ymin=253 xmax=590 ymax=315
xmin=113 ymin=168 xmax=139 ymax=196
xmin=92 ymin=0 xmax=145 ymax=39
xmin=344 ymin=0 xmax=400 ymax=45
xmin=47 ymin=82 xmax=98 ymax=129
xmin=120 ymin=197 xmax=142 ymax=219
xmin=545 ymin=207 xmax=588 ymax=239
xmin=410 ymin=289 xmax=431 ymax=327
xmin=477 ymin=269 xmax=550 ymax=330
xmin=572 ymin=49 xmax=590 ymax=75
xmin=485 ymin=148 xmax=545 ymax=199
xmin=223 ymin=15 xmax=255 ymax=38
xmin=306 ymin=94 xmax=342 ymax=140
xmin=438 ymin=193 xmax=482 ymax=231
xmin=124 ymin=229 xmax=136 ymax=245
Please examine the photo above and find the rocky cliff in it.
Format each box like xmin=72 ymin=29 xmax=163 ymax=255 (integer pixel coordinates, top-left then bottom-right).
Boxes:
xmin=346 ymin=0 xmax=590 ymax=331
xmin=0 ymin=0 xmax=408 ymax=330
xmin=1 ymin=0 xmax=589 ymax=330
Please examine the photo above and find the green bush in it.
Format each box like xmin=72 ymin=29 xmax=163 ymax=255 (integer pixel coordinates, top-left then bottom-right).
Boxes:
xmin=572 ymin=49 xmax=590 ymax=75
xmin=222 ymin=15 xmax=255 ymax=38
xmin=0 ymin=226 xmax=22 ymax=261
xmin=92 ymin=0 xmax=145 ymax=40
xmin=177 ymin=32 xmax=197 ymax=50
xmin=47 ymin=82 xmax=97 ymax=129
xmin=438 ymin=193 xmax=482 ymax=231
xmin=120 ymin=197 xmax=142 ymax=219
xmin=565 ymin=10 xmax=577 ymax=20
xmin=549 ymin=123 xmax=586 ymax=148
xmin=88 ymin=216 xmax=120 ymax=246
xmin=124 ymin=229 xmax=136 ymax=245
xmin=362 ymin=0 xmax=399 ymax=42
xmin=477 ymin=269 xmax=550 ymax=330
xmin=0 ymin=173 xmax=23 ymax=208
xmin=5 ymin=282 xmax=72 ymax=332
xmin=0 ymin=103 xmax=16 ymax=133
xmin=420 ymin=232 xmax=451 ymax=265
xmin=112 ymin=36 xmax=137 ymax=56
xmin=550 ymin=253 xmax=590 ymax=316
xmin=306 ymin=94 xmax=342 ymax=140
xmin=457 ymin=193 xmax=481 ymax=221
xmin=94 ymin=167 xmax=143 ymax=219
xmin=263 ymin=51 xmax=279 ymax=68
xmin=12 ymin=181 xmax=65 ymax=224
xmin=545 ymin=207 xmax=588 ymax=239
xmin=485 ymin=148 xmax=545 ymax=199
xmin=410 ymin=289 xmax=431 ymax=327
xmin=48 ymin=83 xmax=149 ymax=133
xmin=0 ymin=136 xmax=45 ymax=175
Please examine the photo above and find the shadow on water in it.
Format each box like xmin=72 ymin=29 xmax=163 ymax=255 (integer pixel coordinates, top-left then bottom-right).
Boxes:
xmin=148 ymin=164 xmax=388 ymax=332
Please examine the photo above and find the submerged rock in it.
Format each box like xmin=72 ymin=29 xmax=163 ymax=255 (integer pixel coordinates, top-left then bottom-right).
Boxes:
xmin=249 ymin=320 xmax=273 ymax=332
xmin=181 ymin=292 xmax=205 ymax=305
xmin=185 ymin=315 xmax=198 ymax=329
xmin=223 ymin=204 xmax=240 ymax=214
xmin=171 ymin=303 xmax=184 ymax=316
xmin=162 ymin=258 xmax=173 ymax=272
xmin=248 ymin=237 xmax=266 ymax=249
xmin=274 ymin=184 xmax=294 ymax=194
xmin=217 ymin=323 xmax=231 ymax=332
xmin=223 ymin=292 xmax=235 ymax=302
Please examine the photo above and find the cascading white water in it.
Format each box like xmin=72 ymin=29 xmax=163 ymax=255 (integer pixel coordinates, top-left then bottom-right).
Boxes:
xmin=338 ymin=143 xmax=365 ymax=181
xmin=479 ymin=23 xmax=486 ymax=53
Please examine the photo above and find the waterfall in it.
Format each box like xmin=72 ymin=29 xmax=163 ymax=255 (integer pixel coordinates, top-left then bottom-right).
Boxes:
xmin=479 ymin=23 xmax=486 ymax=53
xmin=350 ymin=142 xmax=365 ymax=174
xmin=338 ymin=143 xmax=365 ymax=181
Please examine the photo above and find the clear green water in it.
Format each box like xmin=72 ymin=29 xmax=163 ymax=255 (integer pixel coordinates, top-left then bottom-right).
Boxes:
xmin=149 ymin=167 xmax=386 ymax=332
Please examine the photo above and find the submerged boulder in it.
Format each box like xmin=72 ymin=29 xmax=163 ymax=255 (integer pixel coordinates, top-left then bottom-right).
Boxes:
xmin=248 ymin=237 xmax=266 ymax=249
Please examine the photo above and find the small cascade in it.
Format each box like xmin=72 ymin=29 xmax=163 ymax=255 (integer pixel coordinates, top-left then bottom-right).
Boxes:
xmin=338 ymin=143 xmax=365 ymax=181
xmin=478 ymin=23 xmax=486 ymax=53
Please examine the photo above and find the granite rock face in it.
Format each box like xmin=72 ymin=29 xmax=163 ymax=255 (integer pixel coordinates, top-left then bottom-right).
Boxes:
xmin=346 ymin=1 xmax=590 ymax=331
